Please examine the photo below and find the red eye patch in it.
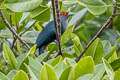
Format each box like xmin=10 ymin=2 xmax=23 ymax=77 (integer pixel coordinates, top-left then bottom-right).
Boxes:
xmin=60 ymin=12 xmax=68 ymax=16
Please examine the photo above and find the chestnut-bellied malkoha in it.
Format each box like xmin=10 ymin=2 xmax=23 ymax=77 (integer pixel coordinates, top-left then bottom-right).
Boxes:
xmin=35 ymin=12 xmax=73 ymax=55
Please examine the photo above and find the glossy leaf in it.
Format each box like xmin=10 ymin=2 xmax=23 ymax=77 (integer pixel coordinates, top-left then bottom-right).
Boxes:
xmin=3 ymin=43 xmax=17 ymax=69
xmin=5 ymin=0 xmax=43 ymax=12
xmin=36 ymin=52 xmax=49 ymax=62
xmin=7 ymin=70 xmax=17 ymax=80
xmin=54 ymin=62 xmax=66 ymax=78
xmin=13 ymin=70 xmax=29 ymax=80
xmin=74 ymin=56 xmax=94 ymax=79
xmin=105 ymin=38 xmax=120 ymax=60
xmin=63 ymin=0 xmax=77 ymax=7
xmin=22 ymin=31 xmax=39 ymax=44
xmin=71 ymin=33 xmax=83 ymax=57
xmin=102 ymin=58 xmax=115 ymax=80
xmin=114 ymin=69 xmax=120 ymax=80
xmin=60 ymin=66 xmax=75 ymax=80
xmin=77 ymin=74 xmax=93 ymax=80
xmin=64 ymin=58 xmax=76 ymax=67
xmin=19 ymin=45 xmax=36 ymax=70
xmin=85 ymin=38 xmax=104 ymax=64
xmin=68 ymin=8 xmax=87 ymax=26
xmin=92 ymin=64 xmax=105 ymax=80
xmin=50 ymin=56 xmax=63 ymax=67
xmin=77 ymin=0 xmax=107 ymax=15
xmin=0 ymin=72 xmax=9 ymax=80
xmin=28 ymin=57 xmax=42 ymax=80
xmin=40 ymin=64 xmax=58 ymax=80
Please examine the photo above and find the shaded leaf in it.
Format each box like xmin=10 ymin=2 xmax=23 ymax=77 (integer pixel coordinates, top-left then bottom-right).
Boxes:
xmin=30 ymin=6 xmax=50 ymax=22
xmin=40 ymin=64 xmax=58 ymax=80
xmin=102 ymin=58 xmax=115 ymax=80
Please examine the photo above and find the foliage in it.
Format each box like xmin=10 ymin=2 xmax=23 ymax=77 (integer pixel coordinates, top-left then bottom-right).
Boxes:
xmin=0 ymin=0 xmax=120 ymax=80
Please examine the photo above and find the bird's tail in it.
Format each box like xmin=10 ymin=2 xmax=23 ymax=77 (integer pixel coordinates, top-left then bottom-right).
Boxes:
xmin=39 ymin=45 xmax=46 ymax=55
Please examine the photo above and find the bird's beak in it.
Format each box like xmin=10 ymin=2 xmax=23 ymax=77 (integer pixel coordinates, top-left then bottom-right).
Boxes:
xmin=68 ymin=12 xmax=74 ymax=17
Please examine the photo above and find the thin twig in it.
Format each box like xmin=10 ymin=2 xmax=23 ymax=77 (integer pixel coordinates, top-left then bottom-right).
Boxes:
xmin=76 ymin=1 xmax=118 ymax=62
xmin=9 ymin=15 xmax=16 ymax=49
xmin=113 ymin=13 xmax=120 ymax=16
xmin=20 ymin=21 xmax=36 ymax=36
xmin=0 ymin=9 xmax=30 ymax=49
xmin=51 ymin=0 xmax=62 ymax=56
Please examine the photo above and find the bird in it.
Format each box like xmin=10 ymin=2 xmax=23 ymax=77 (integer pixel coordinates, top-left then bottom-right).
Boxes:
xmin=35 ymin=11 xmax=73 ymax=55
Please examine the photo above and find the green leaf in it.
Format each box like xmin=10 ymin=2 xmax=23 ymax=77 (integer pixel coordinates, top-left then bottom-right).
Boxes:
xmin=13 ymin=70 xmax=29 ymax=80
xmin=3 ymin=43 xmax=17 ymax=69
xmin=105 ymin=38 xmax=120 ymax=60
xmin=48 ymin=43 xmax=58 ymax=55
xmin=108 ymin=51 xmax=117 ymax=63
xmin=85 ymin=38 xmax=104 ymax=64
xmin=64 ymin=58 xmax=76 ymax=67
xmin=22 ymin=31 xmax=39 ymax=44
xmin=74 ymin=56 xmax=94 ymax=79
xmin=68 ymin=8 xmax=87 ymax=26
xmin=63 ymin=0 xmax=77 ymax=7
xmin=59 ymin=66 xmax=75 ymax=80
xmin=63 ymin=53 xmax=74 ymax=59
xmin=61 ymin=25 xmax=73 ymax=45
xmin=102 ymin=58 xmax=115 ymax=80
xmin=77 ymin=0 xmax=107 ymax=15
xmin=71 ymin=33 xmax=83 ymax=57
xmin=110 ymin=58 xmax=120 ymax=71
xmin=0 ymin=29 xmax=12 ymax=38
xmin=102 ymin=40 xmax=112 ymax=56
xmin=0 ymin=72 xmax=9 ymax=80
xmin=19 ymin=45 xmax=36 ymax=70
xmin=54 ymin=62 xmax=66 ymax=79
xmin=5 ymin=0 xmax=43 ymax=12
xmin=77 ymin=74 xmax=93 ymax=80
xmin=114 ymin=69 xmax=120 ymax=80
xmin=40 ymin=64 xmax=58 ymax=80
xmin=50 ymin=56 xmax=63 ymax=67
xmin=30 ymin=6 xmax=50 ymax=22
xmin=16 ymin=54 xmax=26 ymax=69
xmin=26 ymin=44 xmax=36 ymax=57
xmin=92 ymin=64 xmax=105 ymax=80
xmin=0 ymin=18 xmax=6 ymax=30
xmin=7 ymin=70 xmax=17 ymax=80
xmin=27 ymin=57 xmax=42 ymax=80
xmin=36 ymin=52 xmax=49 ymax=62
xmin=16 ymin=39 xmax=21 ymax=54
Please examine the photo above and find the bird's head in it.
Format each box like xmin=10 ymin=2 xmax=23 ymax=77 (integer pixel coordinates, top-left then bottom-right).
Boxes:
xmin=60 ymin=11 xmax=74 ymax=21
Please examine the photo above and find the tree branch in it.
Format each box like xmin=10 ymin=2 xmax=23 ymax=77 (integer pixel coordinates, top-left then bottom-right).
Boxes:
xmin=76 ymin=1 xmax=118 ymax=62
xmin=0 ymin=9 xmax=30 ymax=49
xmin=113 ymin=13 xmax=120 ymax=16
xmin=51 ymin=0 xmax=62 ymax=56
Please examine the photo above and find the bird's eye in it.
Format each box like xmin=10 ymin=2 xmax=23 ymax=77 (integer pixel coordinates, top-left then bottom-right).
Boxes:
xmin=60 ymin=12 xmax=68 ymax=16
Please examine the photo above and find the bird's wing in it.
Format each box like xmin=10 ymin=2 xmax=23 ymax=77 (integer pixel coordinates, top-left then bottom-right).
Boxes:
xmin=36 ymin=21 xmax=56 ymax=48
